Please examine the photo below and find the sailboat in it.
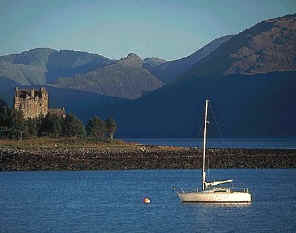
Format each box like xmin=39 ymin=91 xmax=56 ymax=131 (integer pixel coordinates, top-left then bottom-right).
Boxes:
xmin=177 ymin=99 xmax=252 ymax=203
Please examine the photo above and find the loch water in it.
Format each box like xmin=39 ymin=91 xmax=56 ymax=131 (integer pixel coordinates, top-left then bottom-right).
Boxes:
xmin=124 ymin=137 xmax=296 ymax=149
xmin=0 ymin=169 xmax=296 ymax=233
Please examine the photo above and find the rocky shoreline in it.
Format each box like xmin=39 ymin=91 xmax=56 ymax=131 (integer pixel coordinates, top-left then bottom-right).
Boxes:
xmin=0 ymin=146 xmax=296 ymax=171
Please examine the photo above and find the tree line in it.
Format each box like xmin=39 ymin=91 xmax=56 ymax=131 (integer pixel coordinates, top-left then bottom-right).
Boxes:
xmin=0 ymin=99 xmax=117 ymax=140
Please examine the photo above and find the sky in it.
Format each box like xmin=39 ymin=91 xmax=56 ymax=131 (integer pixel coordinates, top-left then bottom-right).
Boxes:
xmin=0 ymin=0 xmax=295 ymax=61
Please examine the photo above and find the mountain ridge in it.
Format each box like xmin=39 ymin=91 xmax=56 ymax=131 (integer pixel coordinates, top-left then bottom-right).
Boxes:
xmin=92 ymin=13 xmax=296 ymax=137
xmin=0 ymin=34 xmax=234 ymax=98
xmin=0 ymin=48 xmax=114 ymax=85
xmin=184 ymin=13 xmax=296 ymax=79
xmin=1 ymin=13 xmax=296 ymax=138
xmin=146 ymin=35 xmax=233 ymax=83
xmin=53 ymin=53 xmax=164 ymax=99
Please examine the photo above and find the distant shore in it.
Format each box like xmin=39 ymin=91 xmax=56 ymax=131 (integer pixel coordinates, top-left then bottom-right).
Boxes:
xmin=0 ymin=138 xmax=295 ymax=171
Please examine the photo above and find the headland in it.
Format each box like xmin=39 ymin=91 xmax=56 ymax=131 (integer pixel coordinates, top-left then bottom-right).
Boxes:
xmin=0 ymin=138 xmax=295 ymax=171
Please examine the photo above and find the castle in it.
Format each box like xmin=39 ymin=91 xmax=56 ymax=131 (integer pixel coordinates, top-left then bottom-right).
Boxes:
xmin=14 ymin=87 xmax=65 ymax=119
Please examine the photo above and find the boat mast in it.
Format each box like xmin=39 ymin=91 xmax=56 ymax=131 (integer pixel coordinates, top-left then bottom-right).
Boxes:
xmin=202 ymin=99 xmax=209 ymax=191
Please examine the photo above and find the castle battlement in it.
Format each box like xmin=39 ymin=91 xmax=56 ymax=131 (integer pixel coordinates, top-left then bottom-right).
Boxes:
xmin=14 ymin=87 xmax=49 ymax=119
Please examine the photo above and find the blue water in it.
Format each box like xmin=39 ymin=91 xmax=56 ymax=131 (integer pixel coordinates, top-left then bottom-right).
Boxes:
xmin=124 ymin=138 xmax=296 ymax=149
xmin=0 ymin=169 xmax=295 ymax=233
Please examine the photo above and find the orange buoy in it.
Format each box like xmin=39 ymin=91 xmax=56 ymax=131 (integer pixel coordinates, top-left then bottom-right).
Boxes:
xmin=144 ymin=197 xmax=151 ymax=204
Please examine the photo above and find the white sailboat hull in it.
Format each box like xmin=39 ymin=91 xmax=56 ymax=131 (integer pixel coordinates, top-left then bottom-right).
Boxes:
xmin=177 ymin=100 xmax=252 ymax=203
xmin=177 ymin=190 xmax=252 ymax=203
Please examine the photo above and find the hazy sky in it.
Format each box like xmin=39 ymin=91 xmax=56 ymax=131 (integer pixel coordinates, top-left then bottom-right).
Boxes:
xmin=0 ymin=0 xmax=295 ymax=60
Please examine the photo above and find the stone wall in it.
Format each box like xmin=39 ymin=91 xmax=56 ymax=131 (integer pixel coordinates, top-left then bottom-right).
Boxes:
xmin=48 ymin=107 xmax=66 ymax=118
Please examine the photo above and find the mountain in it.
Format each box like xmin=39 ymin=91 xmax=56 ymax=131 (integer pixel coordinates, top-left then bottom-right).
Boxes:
xmin=0 ymin=61 xmax=47 ymax=85
xmin=0 ymin=48 xmax=55 ymax=68
xmin=46 ymin=50 xmax=114 ymax=83
xmin=54 ymin=53 xmax=164 ymax=99
xmin=1 ymin=13 xmax=295 ymax=138
xmin=99 ymin=71 xmax=296 ymax=137
xmin=1 ymin=84 xmax=127 ymax=123
xmin=45 ymin=86 xmax=128 ymax=123
xmin=0 ymin=49 xmax=164 ymax=99
xmin=0 ymin=48 xmax=114 ymax=86
xmin=94 ymin=14 xmax=296 ymax=138
xmin=186 ymin=14 xmax=296 ymax=78
xmin=146 ymin=35 xmax=233 ymax=84
xmin=0 ymin=35 xmax=234 ymax=100
xmin=143 ymin=57 xmax=167 ymax=70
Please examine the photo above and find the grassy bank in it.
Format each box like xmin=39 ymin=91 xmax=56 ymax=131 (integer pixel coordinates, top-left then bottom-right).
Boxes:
xmin=0 ymin=137 xmax=183 ymax=152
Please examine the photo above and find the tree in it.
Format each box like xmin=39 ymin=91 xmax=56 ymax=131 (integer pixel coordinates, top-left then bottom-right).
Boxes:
xmin=8 ymin=110 xmax=25 ymax=139
xmin=0 ymin=100 xmax=11 ymax=128
xmin=0 ymin=98 xmax=7 ymax=109
xmin=86 ymin=116 xmax=105 ymax=139
xmin=63 ymin=113 xmax=86 ymax=137
xmin=105 ymin=117 xmax=117 ymax=140
xmin=0 ymin=99 xmax=11 ymax=137
xmin=24 ymin=118 xmax=39 ymax=137
xmin=39 ymin=114 xmax=63 ymax=137
xmin=0 ymin=100 xmax=27 ymax=139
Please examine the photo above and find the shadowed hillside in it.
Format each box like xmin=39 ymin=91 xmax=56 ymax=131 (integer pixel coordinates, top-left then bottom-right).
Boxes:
xmin=146 ymin=35 xmax=233 ymax=84
xmin=98 ymin=71 xmax=296 ymax=137
xmin=1 ymin=85 xmax=128 ymax=123
xmin=92 ymin=14 xmax=296 ymax=137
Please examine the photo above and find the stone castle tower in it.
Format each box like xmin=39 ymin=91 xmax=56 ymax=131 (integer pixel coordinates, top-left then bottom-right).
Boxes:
xmin=14 ymin=87 xmax=49 ymax=119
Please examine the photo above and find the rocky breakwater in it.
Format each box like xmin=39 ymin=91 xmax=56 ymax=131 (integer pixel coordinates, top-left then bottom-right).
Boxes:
xmin=0 ymin=146 xmax=296 ymax=171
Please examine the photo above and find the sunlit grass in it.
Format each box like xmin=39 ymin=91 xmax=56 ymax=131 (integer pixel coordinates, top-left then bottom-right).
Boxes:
xmin=0 ymin=137 xmax=135 ymax=151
